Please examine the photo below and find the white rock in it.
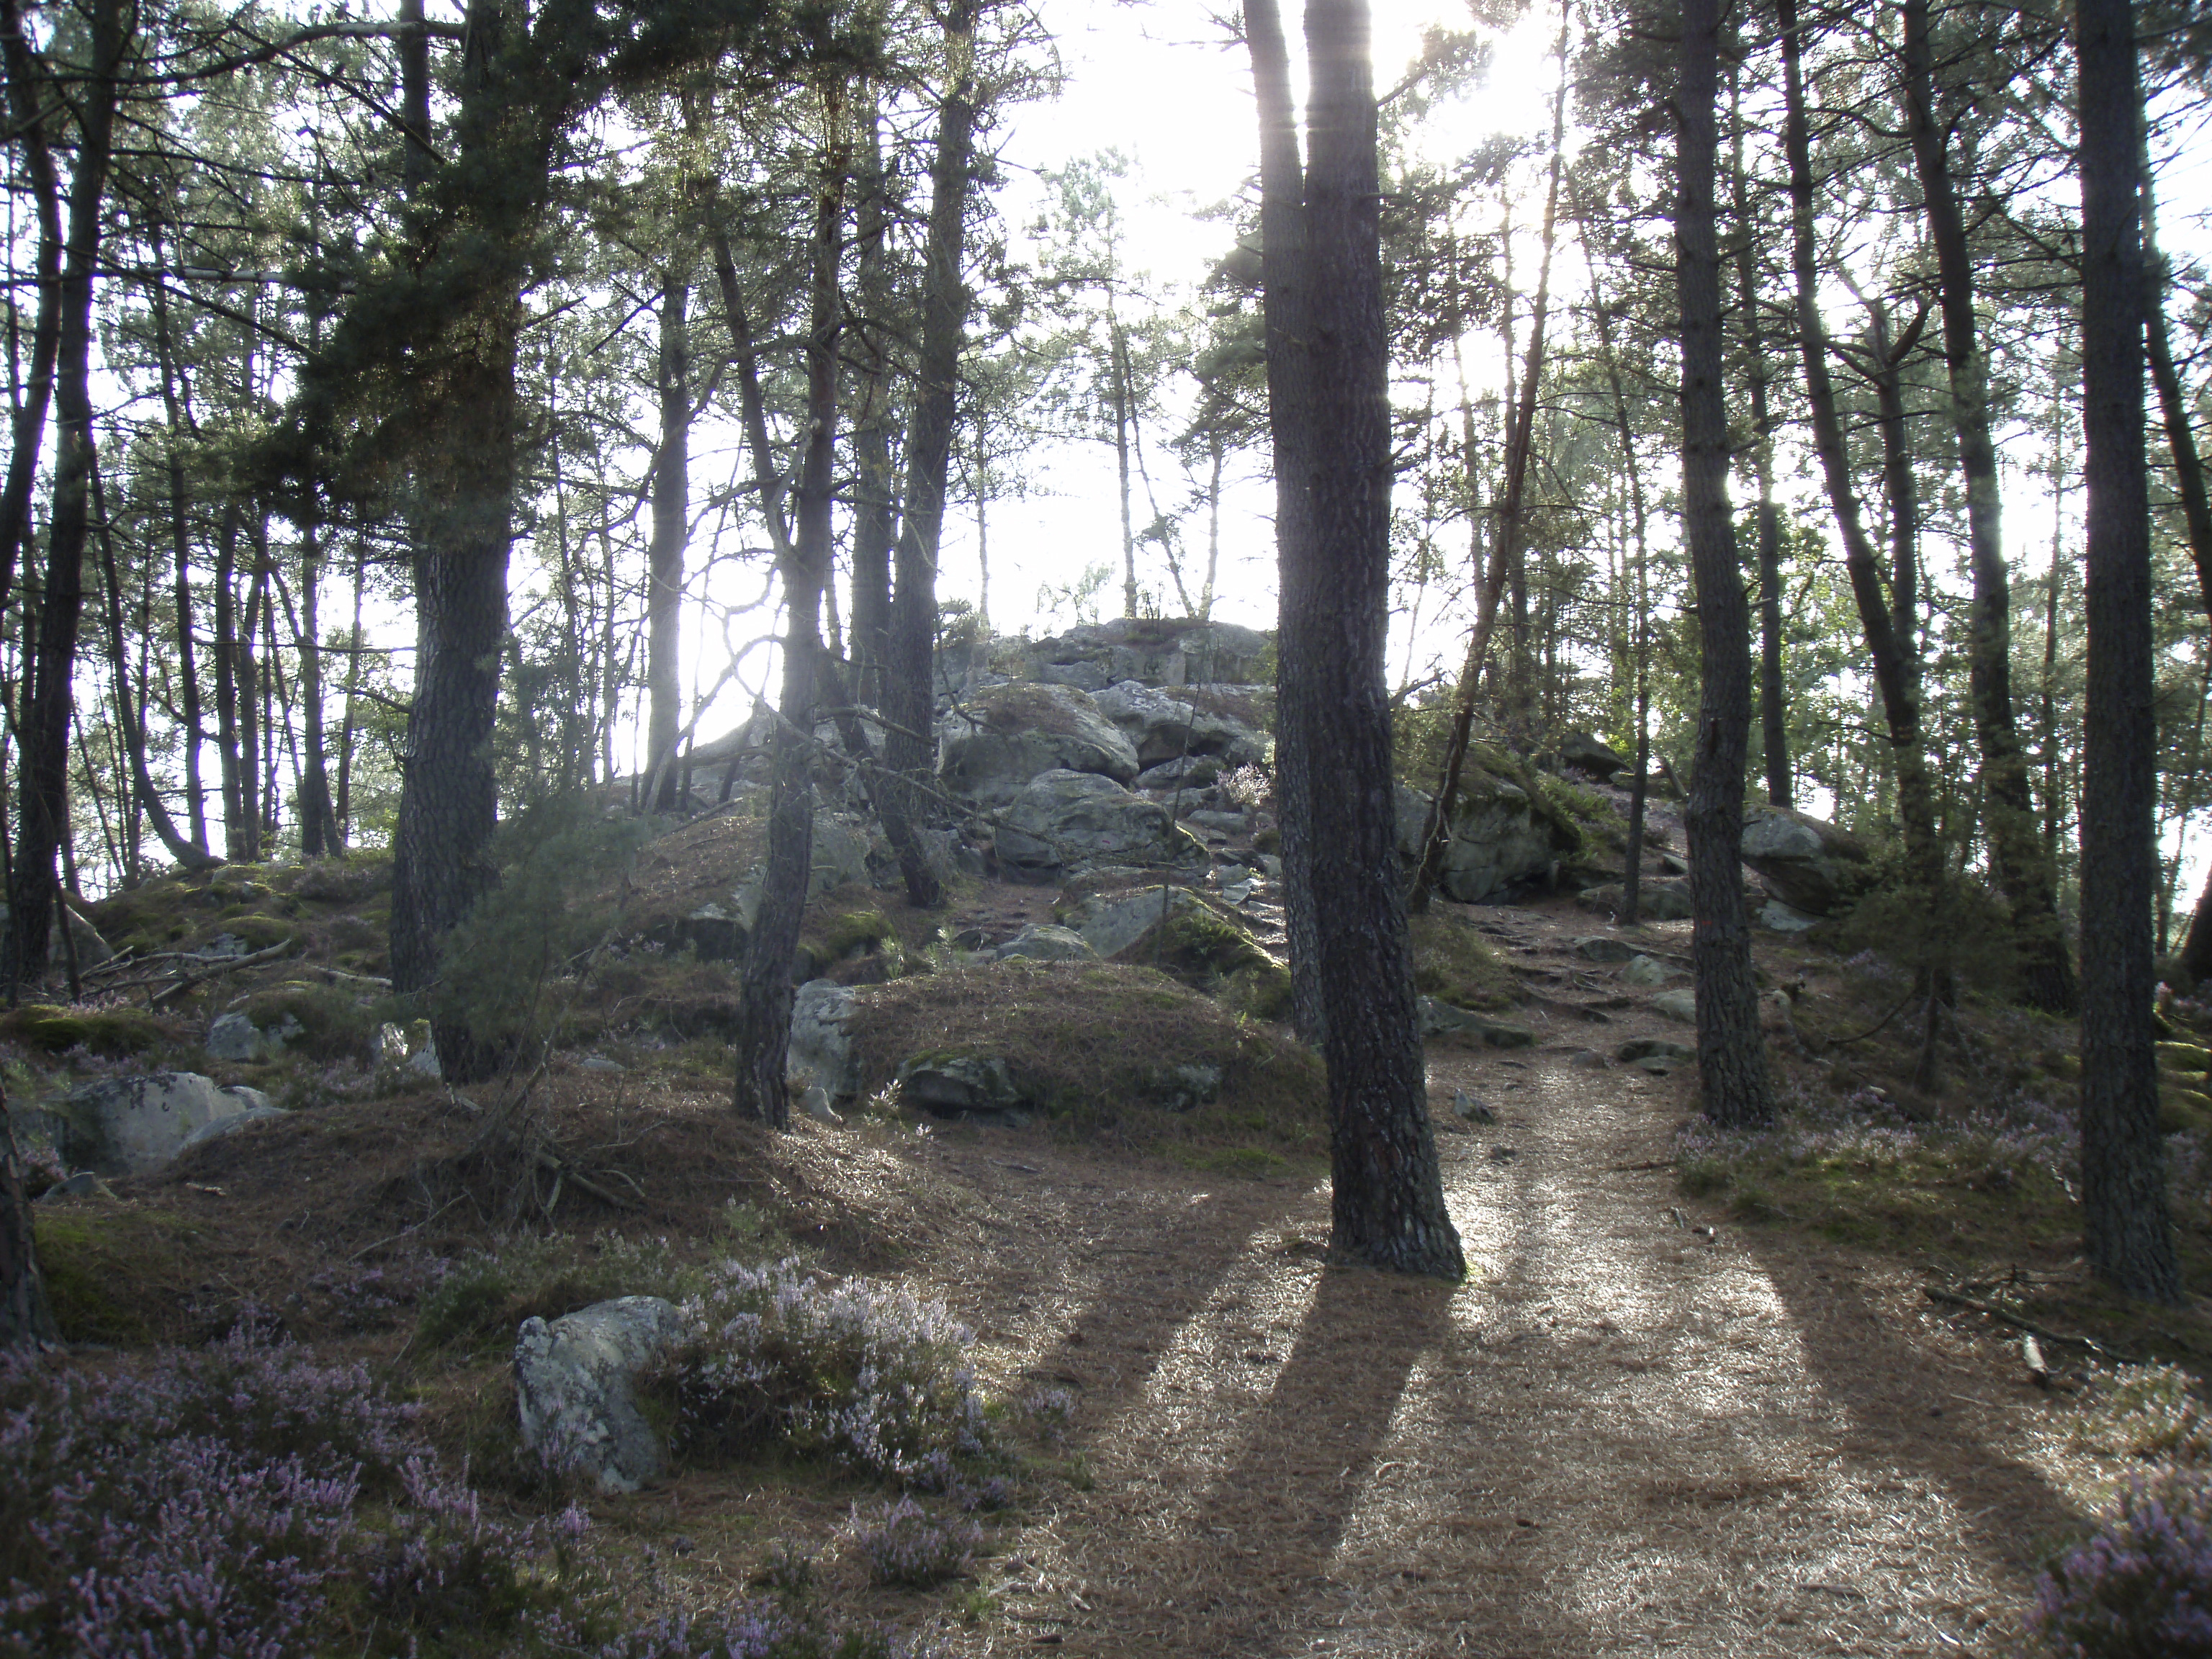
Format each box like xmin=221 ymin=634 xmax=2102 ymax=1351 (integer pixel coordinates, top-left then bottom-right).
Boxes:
xmin=514 ymin=1295 xmax=685 ymax=1495
xmin=50 ymin=1072 xmax=276 ymax=1177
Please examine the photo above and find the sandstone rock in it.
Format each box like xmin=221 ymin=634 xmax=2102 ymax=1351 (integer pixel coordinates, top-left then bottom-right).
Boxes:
xmin=994 ymin=924 xmax=1097 ymax=963
xmin=1091 ymin=680 xmax=1267 ymax=770
xmin=939 ymin=684 xmax=1139 ymax=808
xmin=1575 ymin=880 xmax=1694 ymax=922
xmin=1064 ymin=886 xmax=1208 ymax=959
xmin=1558 ymin=731 xmax=1627 ymax=781
xmin=1420 ymin=998 xmax=1536 ymax=1047
xmin=1394 ymin=773 xmax=1574 ymax=904
xmin=1739 ymin=806 xmax=1871 ymax=917
xmin=1617 ymin=1038 xmax=1695 ymax=1064
xmin=48 ymin=1072 xmax=276 ymax=1177
xmin=178 ymin=1102 xmax=289 ymax=1154
xmin=898 ymin=1053 xmax=1022 ymax=1117
xmin=205 ymin=1011 xmax=266 ymax=1061
xmin=1017 ymin=619 xmax=1272 ymax=689
xmin=515 ymin=1295 xmax=685 ymax=1495
xmin=788 ymin=979 xmax=863 ymax=1099
xmin=1621 ymin=955 xmax=1676 ymax=987
xmin=1573 ymin=936 xmax=1636 ymax=964
xmin=1651 ymin=988 xmax=1697 ymax=1023
xmin=1756 ymin=899 xmax=1822 ymax=934
xmin=994 ymin=770 xmax=1206 ymax=884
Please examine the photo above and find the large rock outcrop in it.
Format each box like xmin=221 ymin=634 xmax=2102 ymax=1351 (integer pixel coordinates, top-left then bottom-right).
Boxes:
xmin=1395 ymin=770 xmax=1578 ymax=904
xmin=938 ymin=683 xmax=1140 ymax=809
xmin=993 ymin=770 xmax=1208 ymax=884
xmin=1089 ymin=680 xmax=1268 ymax=770
xmin=1017 ymin=619 xmax=1271 ymax=691
xmin=1739 ymin=806 xmax=1871 ymax=916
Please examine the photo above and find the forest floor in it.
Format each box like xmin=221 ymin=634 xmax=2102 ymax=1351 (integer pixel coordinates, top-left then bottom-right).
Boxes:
xmin=36 ymin=830 xmax=2203 ymax=1656
xmin=573 ymin=895 xmax=2130 ymax=1658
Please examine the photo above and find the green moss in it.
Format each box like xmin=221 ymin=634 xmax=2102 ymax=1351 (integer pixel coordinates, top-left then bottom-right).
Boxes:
xmin=2161 ymin=1085 xmax=2212 ymax=1136
xmin=1408 ymin=913 xmax=1516 ymax=1011
xmin=32 ymin=1209 xmax=200 ymax=1344
xmin=2158 ymin=1041 xmax=2211 ymax=1075
xmin=0 ymin=1004 xmax=166 ymax=1057
xmin=235 ymin=982 xmax=379 ymax=1063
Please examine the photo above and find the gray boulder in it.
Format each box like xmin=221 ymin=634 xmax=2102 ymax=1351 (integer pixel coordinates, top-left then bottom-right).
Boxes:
xmin=1018 ymin=619 xmax=1272 ymax=689
xmin=994 ymin=924 xmax=1097 ymax=963
xmin=994 ymin=770 xmax=1206 ymax=884
xmin=898 ymin=1053 xmax=1022 ymax=1117
xmin=1651 ymin=988 xmax=1698 ymax=1023
xmin=1420 ymin=998 xmax=1536 ymax=1048
xmin=788 ymin=979 xmax=863 ymax=1099
xmin=1573 ymin=936 xmax=1637 ymax=964
xmin=1756 ymin=899 xmax=1822 ymax=934
xmin=809 ymin=812 xmax=876 ymax=894
xmin=515 ymin=1295 xmax=685 ymax=1495
xmin=205 ymin=1011 xmax=266 ymax=1061
xmin=1617 ymin=1038 xmax=1696 ymax=1064
xmin=1395 ymin=773 xmax=1574 ymax=904
xmin=939 ymin=683 xmax=1139 ymax=808
xmin=47 ymin=1072 xmax=276 ymax=1177
xmin=1739 ymin=806 xmax=1871 ymax=917
xmin=1621 ymin=954 xmax=1676 ymax=987
xmin=1134 ymin=755 xmax=1224 ymax=791
xmin=1064 ymin=886 xmax=1208 ymax=959
xmin=1558 ymin=731 xmax=1627 ymax=781
xmin=1575 ymin=879 xmax=1694 ymax=922
xmin=1090 ymin=680 xmax=1267 ymax=770
xmin=178 ymin=1102 xmax=289 ymax=1154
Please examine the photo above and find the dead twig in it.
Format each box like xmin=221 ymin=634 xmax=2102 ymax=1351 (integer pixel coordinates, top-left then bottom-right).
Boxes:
xmin=1923 ymin=1287 xmax=2141 ymax=1365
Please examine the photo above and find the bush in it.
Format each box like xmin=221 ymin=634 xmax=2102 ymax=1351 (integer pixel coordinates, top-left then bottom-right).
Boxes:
xmin=2072 ymin=1365 xmax=2212 ymax=1465
xmin=2029 ymin=1470 xmax=2212 ymax=1657
xmin=852 ymin=1497 xmax=981 ymax=1588
xmin=663 ymin=1259 xmax=989 ymax=1484
xmin=417 ymin=1230 xmax=707 ymax=1353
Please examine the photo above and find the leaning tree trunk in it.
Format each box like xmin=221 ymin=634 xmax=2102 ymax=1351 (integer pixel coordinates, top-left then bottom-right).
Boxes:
xmin=1249 ymin=0 xmax=1462 ymax=1279
xmin=647 ymin=261 xmax=693 ymax=812
xmin=5 ymin=0 xmax=122 ymax=993
xmin=1902 ymin=0 xmax=2074 ymax=1014
xmin=733 ymin=135 xmax=845 ymax=1129
xmin=2074 ymin=0 xmax=2180 ymax=1304
xmin=1675 ymin=0 xmax=1772 ymax=1129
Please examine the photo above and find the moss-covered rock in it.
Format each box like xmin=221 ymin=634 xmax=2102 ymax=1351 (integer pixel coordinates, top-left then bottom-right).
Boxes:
xmin=0 ymin=1003 xmax=167 ymax=1057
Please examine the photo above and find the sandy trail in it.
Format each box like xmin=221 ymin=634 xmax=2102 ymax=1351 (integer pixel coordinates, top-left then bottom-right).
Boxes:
xmin=878 ymin=902 xmax=2082 ymax=1658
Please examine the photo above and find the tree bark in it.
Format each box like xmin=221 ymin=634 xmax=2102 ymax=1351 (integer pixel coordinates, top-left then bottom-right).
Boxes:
xmin=734 ymin=127 xmax=845 ymax=1129
xmin=5 ymin=0 xmax=123 ymax=992
xmin=0 ymin=0 xmax=60 ymax=624
xmin=1248 ymin=0 xmax=1462 ymax=1279
xmin=0 ymin=1089 xmax=57 ymax=1352
xmin=1901 ymin=0 xmax=2074 ymax=1013
xmin=648 ymin=261 xmax=692 ymax=811
xmin=292 ymin=523 xmax=339 ymax=855
xmin=847 ymin=89 xmax=896 ymax=708
xmin=1776 ymin=0 xmax=1941 ymax=889
xmin=2074 ymin=0 xmax=2180 ymax=1303
xmin=148 ymin=233 xmax=210 ymax=855
xmin=1675 ymin=0 xmax=1772 ymax=1129
xmin=878 ymin=0 xmax=978 ymax=909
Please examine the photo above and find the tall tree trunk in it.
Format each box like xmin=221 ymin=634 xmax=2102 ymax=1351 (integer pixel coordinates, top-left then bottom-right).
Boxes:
xmin=1406 ymin=6 xmax=1570 ymax=911
xmin=648 ymin=261 xmax=692 ymax=811
xmin=1728 ymin=70 xmax=1789 ymax=807
xmin=2075 ymin=0 xmax=2180 ymax=1303
xmin=1777 ymin=0 xmax=1941 ymax=889
xmin=1675 ymin=0 xmax=1772 ymax=1129
xmin=1248 ymin=0 xmax=1462 ymax=1279
xmin=5 ymin=0 xmax=122 ymax=991
xmin=293 ymin=524 xmax=338 ymax=855
xmin=878 ymin=0 xmax=979 ymax=909
xmin=0 ymin=0 xmax=59 ymax=621
xmin=1112 ymin=315 xmax=1137 ymax=618
xmin=148 ymin=235 xmax=209 ymax=855
xmin=0 ymin=1090 xmax=57 ymax=1351
xmin=734 ymin=122 xmax=845 ymax=1128
xmin=1902 ymin=0 xmax=2075 ymax=1013
xmin=846 ymin=89 xmax=896 ymax=706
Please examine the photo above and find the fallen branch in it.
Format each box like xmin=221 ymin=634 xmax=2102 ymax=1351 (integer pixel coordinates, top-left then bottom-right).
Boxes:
xmin=1923 ymin=1287 xmax=2141 ymax=1365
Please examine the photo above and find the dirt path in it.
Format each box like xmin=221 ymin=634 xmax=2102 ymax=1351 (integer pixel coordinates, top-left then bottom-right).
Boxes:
xmin=848 ymin=899 xmax=2085 ymax=1657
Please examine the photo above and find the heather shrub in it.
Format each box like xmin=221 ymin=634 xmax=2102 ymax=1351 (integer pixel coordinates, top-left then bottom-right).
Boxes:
xmin=2028 ymin=1469 xmax=2212 ymax=1657
xmin=583 ymin=1601 xmax=926 ymax=1658
xmin=663 ymin=1258 xmax=989 ymax=1485
xmin=852 ymin=1497 xmax=980 ymax=1588
xmin=2072 ymin=1364 xmax=2212 ymax=1465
